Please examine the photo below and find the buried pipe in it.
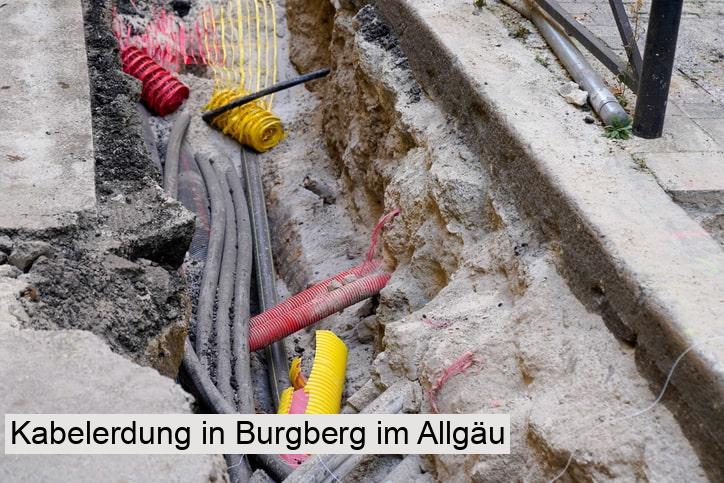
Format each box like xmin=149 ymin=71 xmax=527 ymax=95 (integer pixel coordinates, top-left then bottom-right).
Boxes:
xmin=182 ymin=340 xmax=253 ymax=483
xmin=249 ymin=259 xmax=381 ymax=328
xmin=504 ymin=0 xmax=629 ymax=126
xmin=184 ymin=341 xmax=293 ymax=481
xmin=164 ymin=110 xmax=191 ymax=199
xmin=242 ymin=149 xmax=290 ymax=408
xmin=194 ymin=153 xmax=227 ymax=371
xmin=136 ymin=104 xmax=163 ymax=174
xmin=283 ymin=381 xmax=412 ymax=483
xmin=225 ymin=164 xmax=256 ymax=414
xmin=250 ymin=208 xmax=399 ymax=329
xmin=212 ymin=160 xmax=237 ymax=403
xmin=172 ymin=144 xmax=255 ymax=480
xmin=165 ymin=117 xmax=280 ymax=478
xmin=121 ymin=46 xmax=189 ymax=116
xmin=180 ymin=157 xmax=290 ymax=480
xmin=278 ymin=331 xmax=350 ymax=467
xmin=249 ymin=272 xmax=392 ymax=352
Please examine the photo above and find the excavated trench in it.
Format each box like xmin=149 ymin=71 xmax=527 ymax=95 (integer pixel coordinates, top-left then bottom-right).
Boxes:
xmin=20 ymin=0 xmax=714 ymax=481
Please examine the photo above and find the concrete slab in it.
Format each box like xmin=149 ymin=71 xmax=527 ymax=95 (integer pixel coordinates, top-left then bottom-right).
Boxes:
xmin=363 ymin=0 xmax=724 ymax=460
xmin=0 ymin=0 xmax=96 ymax=234
xmin=641 ymin=152 xmax=724 ymax=206
xmin=0 ymin=316 xmax=225 ymax=482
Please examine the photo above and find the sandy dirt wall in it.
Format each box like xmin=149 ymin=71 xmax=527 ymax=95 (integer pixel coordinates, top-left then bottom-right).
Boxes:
xmin=274 ymin=2 xmax=713 ymax=481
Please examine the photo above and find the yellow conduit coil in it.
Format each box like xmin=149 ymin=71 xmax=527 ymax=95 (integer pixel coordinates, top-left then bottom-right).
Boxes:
xmin=203 ymin=1 xmax=282 ymax=152
xmin=277 ymin=386 xmax=294 ymax=415
xmin=304 ymin=330 xmax=348 ymax=415
xmin=205 ymin=88 xmax=283 ymax=152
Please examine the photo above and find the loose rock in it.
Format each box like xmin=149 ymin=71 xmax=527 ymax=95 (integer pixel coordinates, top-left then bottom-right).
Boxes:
xmin=8 ymin=241 xmax=51 ymax=271
xmin=558 ymin=81 xmax=589 ymax=107
xmin=0 ymin=265 xmax=22 ymax=279
xmin=0 ymin=235 xmax=13 ymax=254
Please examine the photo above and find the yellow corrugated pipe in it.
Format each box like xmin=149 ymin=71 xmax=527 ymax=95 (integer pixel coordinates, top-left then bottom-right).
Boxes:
xmin=304 ymin=330 xmax=348 ymax=414
xmin=276 ymin=330 xmax=348 ymax=415
xmin=277 ymin=387 xmax=294 ymax=415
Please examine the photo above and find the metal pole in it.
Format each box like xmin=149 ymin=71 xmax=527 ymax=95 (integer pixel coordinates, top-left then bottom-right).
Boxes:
xmin=608 ymin=0 xmax=643 ymax=85
xmin=523 ymin=2 xmax=629 ymax=126
xmin=632 ymin=0 xmax=683 ymax=139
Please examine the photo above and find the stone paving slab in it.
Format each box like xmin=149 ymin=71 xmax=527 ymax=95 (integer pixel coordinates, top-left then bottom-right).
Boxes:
xmin=0 ymin=0 xmax=96 ymax=234
xmin=363 ymin=0 xmax=724 ymax=459
xmin=641 ymin=152 xmax=724 ymax=204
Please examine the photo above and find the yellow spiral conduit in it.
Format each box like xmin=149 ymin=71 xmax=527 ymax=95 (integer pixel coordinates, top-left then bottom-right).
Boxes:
xmin=277 ymin=330 xmax=348 ymax=415
xmin=205 ymin=88 xmax=283 ymax=152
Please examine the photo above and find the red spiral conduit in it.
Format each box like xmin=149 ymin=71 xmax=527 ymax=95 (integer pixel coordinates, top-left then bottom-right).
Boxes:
xmin=249 ymin=272 xmax=392 ymax=352
xmin=248 ymin=259 xmax=380 ymax=327
xmin=121 ymin=46 xmax=189 ymax=116
xmin=249 ymin=209 xmax=399 ymax=329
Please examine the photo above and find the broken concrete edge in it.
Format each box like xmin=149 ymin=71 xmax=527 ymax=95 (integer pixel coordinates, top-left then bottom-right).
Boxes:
xmin=362 ymin=0 xmax=723 ymax=453
xmin=0 ymin=277 xmax=226 ymax=483
xmin=0 ymin=211 xmax=97 ymax=240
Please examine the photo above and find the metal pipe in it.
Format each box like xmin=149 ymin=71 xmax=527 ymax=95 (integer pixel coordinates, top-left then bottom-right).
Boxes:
xmin=533 ymin=0 xmax=636 ymax=90
xmin=633 ymin=0 xmax=683 ymax=138
xmin=506 ymin=0 xmax=629 ymax=126
xmin=529 ymin=2 xmax=629 ymax=126
xmin=241 ymin=148 xmax=290 ymax=409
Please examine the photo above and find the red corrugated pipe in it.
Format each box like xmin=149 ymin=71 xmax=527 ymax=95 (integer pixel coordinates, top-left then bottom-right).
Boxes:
xmin=249 ymin=209 xmax=400 ymax=328
xmin=121 ymin=46 xmax=189 ymax=116
xmin=248 ymin=208 xmax=400 ymax=351
xmin=249 ymin=272 xmax=392 ymax=351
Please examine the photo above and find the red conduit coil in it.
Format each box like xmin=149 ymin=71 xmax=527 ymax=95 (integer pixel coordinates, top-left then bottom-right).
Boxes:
xmin=121 ymin=46 xmax=189 ymax=116
xmin=249 ymin=272 xmax=391 ymax=352
xmin=249 ymin=208 xmax=400 ymax=329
